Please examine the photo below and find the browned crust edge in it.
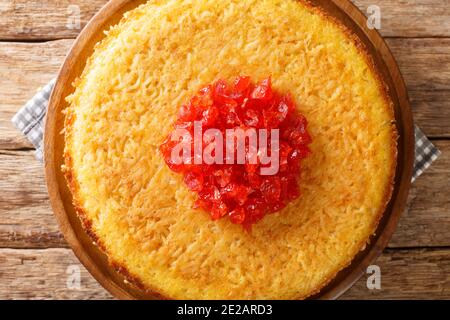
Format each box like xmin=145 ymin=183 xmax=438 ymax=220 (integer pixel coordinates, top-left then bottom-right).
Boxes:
xmin=292 ymin=0 xmax=399 ymax=300
xmin=62 ymin=0 xmax=399 ymax=300
xmin=63 ymin=107 xmax=170 ymax=299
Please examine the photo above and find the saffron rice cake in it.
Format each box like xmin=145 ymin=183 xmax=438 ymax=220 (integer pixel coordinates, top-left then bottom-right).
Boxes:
xmin=63 ymin=0 xmax=397 ymax=299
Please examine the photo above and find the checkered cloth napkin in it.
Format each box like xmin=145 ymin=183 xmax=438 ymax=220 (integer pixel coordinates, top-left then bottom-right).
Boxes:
xmin=12 ymin=80 xmax=441 ymax=182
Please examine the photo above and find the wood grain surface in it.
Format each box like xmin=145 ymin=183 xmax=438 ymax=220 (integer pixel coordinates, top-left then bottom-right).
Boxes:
xmin=0 ymin=0 xmax=448 ymax=299
xmin=1 ymin=0 xmax=449 ymax=39
xmin=0 ymin=248 xmax=448 ymax=300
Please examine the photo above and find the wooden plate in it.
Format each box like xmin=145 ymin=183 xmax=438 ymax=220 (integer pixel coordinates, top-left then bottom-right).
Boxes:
xmin=44 ymin=0 xmax=415 ymax=300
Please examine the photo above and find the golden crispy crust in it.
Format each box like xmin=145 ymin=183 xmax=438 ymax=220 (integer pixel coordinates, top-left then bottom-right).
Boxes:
xmin=63 ymin=0 xmax=398 ymax=299
xmin=64 ymin=107 xmax=174 ymax=299
xmin=286 ymin=0 xmax=398 ymax=299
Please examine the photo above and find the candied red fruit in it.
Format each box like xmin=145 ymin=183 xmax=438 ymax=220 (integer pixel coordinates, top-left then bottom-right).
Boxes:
xmin=160 ymin=76 xmax=312 ymax=229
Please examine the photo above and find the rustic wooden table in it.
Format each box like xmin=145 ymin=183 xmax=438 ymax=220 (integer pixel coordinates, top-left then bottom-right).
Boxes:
xmin=0 ymin=0 xmax=449 ymax=300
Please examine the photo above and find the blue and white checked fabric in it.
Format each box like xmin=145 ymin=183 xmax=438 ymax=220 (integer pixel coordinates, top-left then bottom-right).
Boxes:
xmin=11 ymin=79 xmax=56 ymax=161
xmin=11 ymin=80 xmax=441 ymax=182
xmin=413 ymin=126 xmax=441 ymax=181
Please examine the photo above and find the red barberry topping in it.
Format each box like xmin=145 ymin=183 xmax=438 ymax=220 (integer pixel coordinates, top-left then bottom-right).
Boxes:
xmin=160 ymin=76 xmax=312 ymax=229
